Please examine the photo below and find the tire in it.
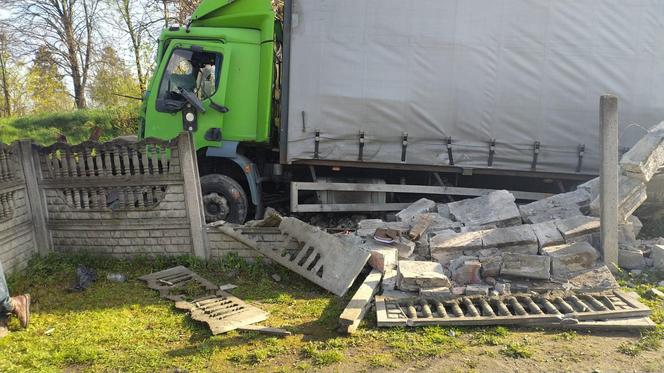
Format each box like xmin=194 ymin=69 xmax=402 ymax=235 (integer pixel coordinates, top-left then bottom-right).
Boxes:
xmin=200 ymin=174 xmax=248 ymax=224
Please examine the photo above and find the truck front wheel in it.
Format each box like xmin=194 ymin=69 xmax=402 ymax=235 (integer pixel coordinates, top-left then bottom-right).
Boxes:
xmin=200 ymin=174 xmax=248 ymax=224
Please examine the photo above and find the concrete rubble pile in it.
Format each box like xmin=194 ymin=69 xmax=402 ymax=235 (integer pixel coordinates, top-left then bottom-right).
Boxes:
xmin=223 ymin=123 xmax=664 ymax=333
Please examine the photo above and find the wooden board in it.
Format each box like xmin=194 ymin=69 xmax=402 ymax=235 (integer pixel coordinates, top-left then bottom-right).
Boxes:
xmin=376 ymin=291 xmax=651 ymax=328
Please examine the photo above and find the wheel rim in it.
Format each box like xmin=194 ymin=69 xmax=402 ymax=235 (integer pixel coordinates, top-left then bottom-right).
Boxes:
xmin=203 ymin=192 xmax=230 ymax=222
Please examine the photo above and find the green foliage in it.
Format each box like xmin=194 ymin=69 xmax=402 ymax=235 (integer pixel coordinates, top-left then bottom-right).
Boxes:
xmin=26 ymin=47 xmax=71 ymax=114
xmin=90 ymin=46 xmax=141 ymax=108
xmin=501 ymin=342 xmax=533 ymax=359
xmin=0 ymin=105 xmax=139 ymax=145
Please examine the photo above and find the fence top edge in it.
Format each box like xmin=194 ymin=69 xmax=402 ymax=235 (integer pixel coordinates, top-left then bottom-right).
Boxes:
xmin=35 ymin=137 xmax=179 ymax=154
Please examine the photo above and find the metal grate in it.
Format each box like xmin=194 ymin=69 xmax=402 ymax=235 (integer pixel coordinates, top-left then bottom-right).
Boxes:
xmin=175 ymin=291 xmax=268 ymax=335
xmin=376 ymin=291 xmax=651 ymax=327
xmin=138 ymin=266 xmax=218 ymax=300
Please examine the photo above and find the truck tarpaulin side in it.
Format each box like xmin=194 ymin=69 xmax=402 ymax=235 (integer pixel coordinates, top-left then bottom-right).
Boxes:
xmin=286 ymin=0 xmax=664 ymax=175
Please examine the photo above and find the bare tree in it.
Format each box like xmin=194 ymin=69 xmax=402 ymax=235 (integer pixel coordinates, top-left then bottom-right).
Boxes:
xmin=109 ymin=0 xmax=161 ymax=94
xmin=0 ymin=32 xmax=12 ymax=116
xmin=2 ymin=0 xmax=102 ymax=109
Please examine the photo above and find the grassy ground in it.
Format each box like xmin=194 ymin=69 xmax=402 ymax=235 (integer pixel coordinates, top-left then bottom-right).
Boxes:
xmin=1 ymin=253 xmax=663 ymax=373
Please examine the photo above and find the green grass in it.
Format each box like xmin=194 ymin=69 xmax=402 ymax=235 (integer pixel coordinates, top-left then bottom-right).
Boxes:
xmin=0 ymin=105 xmax=139 ymax=145
xmin=2 ymin=252 xmax=663 ymax=372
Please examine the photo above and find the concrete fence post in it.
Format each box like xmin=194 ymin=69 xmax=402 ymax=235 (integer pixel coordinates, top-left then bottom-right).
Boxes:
xmin=178 ymin=132 xmax=209 ymax=260
xmin=17 ymin=139 xmax=51 ymax=255
xmin=599 ymin=95 xmax=619 ymax=271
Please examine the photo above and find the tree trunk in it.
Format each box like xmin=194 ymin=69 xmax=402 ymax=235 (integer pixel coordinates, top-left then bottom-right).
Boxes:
xmin=0 ymin=54 xmax=10 ymax=117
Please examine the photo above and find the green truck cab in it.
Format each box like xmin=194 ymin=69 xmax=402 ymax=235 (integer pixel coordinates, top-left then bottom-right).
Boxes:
xmin=140 ymin=0 xmax=279 ymax=223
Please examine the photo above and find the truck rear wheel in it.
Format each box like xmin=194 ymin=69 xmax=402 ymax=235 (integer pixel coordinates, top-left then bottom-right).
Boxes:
xmin=200 ymin=174 xmax=248 ymax=224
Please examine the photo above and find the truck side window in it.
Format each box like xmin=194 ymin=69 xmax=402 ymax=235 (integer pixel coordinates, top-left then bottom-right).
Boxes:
xmin=156 ymin=48 xmax=223 ymax=112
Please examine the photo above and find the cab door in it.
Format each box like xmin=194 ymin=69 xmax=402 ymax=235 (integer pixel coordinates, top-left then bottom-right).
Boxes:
xmin=144 ymin=39 xmax=232 ymax=148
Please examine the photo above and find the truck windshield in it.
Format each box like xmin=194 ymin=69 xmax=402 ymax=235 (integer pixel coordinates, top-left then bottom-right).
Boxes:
xmin=156 ymin=48 xmax=222 ymax=111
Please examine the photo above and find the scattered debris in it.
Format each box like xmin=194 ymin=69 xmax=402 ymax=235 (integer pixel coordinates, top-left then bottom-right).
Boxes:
xmin=397 ymin=261 xmax=451 ymax=292
xmin=138 ymin=266 xmax=217 ymax=301
xmin=219 ymin=284 xmax=238 ymax=291
xmin=237 ymin=325 xmax=291 ymax=337
xmin=140 ymin=266 xmax=270 ymax=335
xmin=215 ymin=217 xmax=370 ymax=296
xmin=375 ymin=291 xmax=651 ymax=328
xmin=271 ymin=274 xmax=282 ymax=282
xmin=646 ymin=288 xmax=664 ymax=299
xmin=339 ymin=269 xmax=383 ymax=334
xmin=67 ymin=266 xmax=97 ymax=292
xmin=175 ymin=291 xmax=268 ymax=335
xmin=106 ymin=273 xmax=127 ymax=283
xmin=448 ymin=190 xmax=521 ymax=228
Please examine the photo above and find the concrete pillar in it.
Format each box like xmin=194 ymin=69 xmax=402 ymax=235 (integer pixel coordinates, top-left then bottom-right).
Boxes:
xmin=178 ymin=132 xmax=208 ymax=259
xmin=18 ymin=140 xmax=52 ymax=255
xmin=599 ymin=95 xmax=619 ymax=271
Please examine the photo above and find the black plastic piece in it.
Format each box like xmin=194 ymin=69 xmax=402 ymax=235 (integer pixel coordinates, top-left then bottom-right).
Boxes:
xmin=576 ymin=144 xmax=585 ymax=173
xmin=446 ymin=137 xmax=454 ymax=166
xmin=531 ymin=141 xmax=540 ymax=171
xmin=182 ymin=105 xmax=197 ymax=132
xmin=314 ymin=130 xmax=320 ymax=159
xmin=168 ymin=26 xmax=180 ymax=31
xmin=401 ymin=133 xmax=408 ymax=163
xmin=210 ymin=101 xmax=229 ymax=113
xmin=358 ymin=131 xmax=365 ymax=161
xmin=488 ymin=139 xmax=496 ymax=167
xmin=205 ymin=128 xmax=222 ymax=141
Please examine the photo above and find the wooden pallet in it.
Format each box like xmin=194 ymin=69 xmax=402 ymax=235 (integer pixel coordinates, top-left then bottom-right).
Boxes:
xmin=138 ymin=266 xmax=218 ymax=300
xmin=175 ymin=291 xmax=269 ymax=335
xmin=376 ymin=291 xmax=651 ymax=327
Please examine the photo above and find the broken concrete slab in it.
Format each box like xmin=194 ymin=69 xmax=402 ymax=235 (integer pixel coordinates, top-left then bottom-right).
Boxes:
xmin=620 ymin=122 xmax=664 ymax=182
xmin=366 ymin=246 xmax=399 ymax=273
xmin=531 ymin=221 xmax=565 ymax=250
xmin=397 ymin=261 xmax=451 ymax=292
xmin=437 ymin=203 xmax=451 ymax=219
xmin=500 ymin=253 xmax=550 ymax=280
xmin=339 ymin=269 xmax=382 ymax=334
xmin=175 ymin=291 xmax=269 ymax=335
xmin=555 ymin=216 xmax=600 ymax=241
xmin=430 ymin=230 xmax=484 ymax=251
xmin=408 ymin=213 xmax=433 ymax=240
xmin=448 ymin=190 xmax=521 ymax=228
xmin=394 ymin=237 xmax=416 ymax=259
xmin=382 ymin=269 xmax=398 ymax=291
xmin=619 ymin=215 xmax=643 ymax=244
xmin=521 ymin=205 xmax=584 ymax=224
xmin=419 ymin=287 xmax=452 ymax=299
xmin=465 ymin=284 xmax=490 ymax=296
xmin=652 ymin=245 xmax=664 ymax=270
xmin=482 ymin=225 xmax=538 ymax=254
xmin=543 ymin=242 xmax=600 ymax=278
xmin=138 ymin=266 xmax=219 ymax=300
xmin=589 ymin=174 xmax=647 ymax=220
xmin=618 ymin=247 xmax=646 ymax=270
xmin=356 ymin=219 xmax=410 ymax=237
xmin=245 ymin=207 xmax=283 ymax=227
xmin=566 ymin=266 xmax=619 ymax=292
xmin=519 ymin=189 xmax=591 ymax=223
xmin=215 ymin=218 xmax=370 ymax=297
xmin=451 ymin=260 xmax=482 ymax=285
xmin=396 ymin=198 xmax=436 ymax=222
xmin=479 ymin=255 xmax=502 ymax=277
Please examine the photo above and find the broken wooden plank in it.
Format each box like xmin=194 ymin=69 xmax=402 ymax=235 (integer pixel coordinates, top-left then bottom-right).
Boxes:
xmin=237 ymin=325 xmax=292 ymax=337
xmin=339 ymin=269 xmax=383 ymax=334
xmin=375 ymin=290 xmax=651 ymax=328
xmin=214 ymin=217 xmax=370 ymax=297
xmin=175 ymin=290 xmax=268 ymax=335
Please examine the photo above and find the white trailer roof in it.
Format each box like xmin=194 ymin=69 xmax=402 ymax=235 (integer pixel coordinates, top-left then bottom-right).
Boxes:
xmin=286 ymin=0 xmax=664 ymax=175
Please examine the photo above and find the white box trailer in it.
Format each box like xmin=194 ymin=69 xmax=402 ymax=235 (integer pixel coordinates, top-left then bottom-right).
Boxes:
xmin=282 ymin=0 xmax=664 ymax=177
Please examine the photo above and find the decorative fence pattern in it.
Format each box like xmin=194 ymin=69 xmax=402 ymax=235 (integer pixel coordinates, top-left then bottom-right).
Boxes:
xmin=0 ymin=133 xmax=207 ymax=274
xmin=0 ymin=142 xmax=38 ymax=274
